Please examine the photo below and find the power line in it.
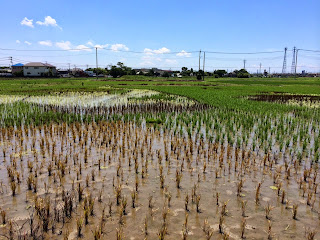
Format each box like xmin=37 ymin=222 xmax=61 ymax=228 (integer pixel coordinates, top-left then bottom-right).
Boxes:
xmin=298 ymin=49 xmax=320 ymax=53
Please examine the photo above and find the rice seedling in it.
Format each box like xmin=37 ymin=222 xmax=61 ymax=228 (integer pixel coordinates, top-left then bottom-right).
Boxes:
xmin=305 ymin=228 xmax=316 ymax=240
xmin=266 ymin=220 xmax=273 ymax=240
xmin=255 ymin=182 xmax=261 ymax=205
xmin=121 ymin=196 xmax=127 ymax=215
xmin=77 ymin=217 xmax=84 ymax=237
xmin=116 ymin=225 xmax=124 ymax=240
xmin=221 ymin=200 xmax=229 ymax=216
xmin=292 ymin=203 xmax=298 ymax=220
xmin=10 ymin=181 xmax=16 ymax=196
xmin=93 ymin=226 xmax=102 ymax=240
xmin=240 ymin=217 xmax=246 ymax=239
xmin=241 ymin=200 xmax=247 ymax=217
xmin=202 ymin=218 xmax=213 ymax=239
xmin=1 ymin=209 xmax=6 ymax=225
xmin=219 ymin=215 xmax=225 ymax=234
xmin=265 ymin=202 xmax=274 ymax=220
xmin=144 ymin=216 xmax=148 ymax=236
xmin=176 ymin=169 xmax=182 ymax=188
xmin=185 ymin=194 xmax=189 ymax=211
xmin=194 ymin=194 xmax=201 ymax=213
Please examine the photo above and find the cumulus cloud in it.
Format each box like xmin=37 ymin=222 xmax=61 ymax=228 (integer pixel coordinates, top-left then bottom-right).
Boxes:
xmin=144 ymin=47 xmax=170 ymax=55
xmin=110 ymin=44 xmax=129 ymax=52
xmin=24 ymin=41 xmax=32 ymax=45
xmin=87 ymin=41 xmax=94 ymax=46
xmin=55 ymin=41 xmax=72 ymax=50
xmin=75 ymin=45 xmax=92 ymax=52
xmin=54 ymin=41 xmax=92 ymax=51
xmin=36 ymin=16 xmax=62 ymax=29
xmin=21 ymin=17 xmax=34 ymax=28
xmin=176 ymin=50 xmax=191 ymax=57
xmin=38 ymin=40 xmax=52 ymax=46
xmin=16 ymin=40 xmax=21 ymax=44
xmin=94 ymin=44 xmax=109 ymax=49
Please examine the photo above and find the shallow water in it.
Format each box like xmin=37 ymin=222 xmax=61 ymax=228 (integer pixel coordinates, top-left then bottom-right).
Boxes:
xmin=0 ymin=121 xmax=318 ymax=239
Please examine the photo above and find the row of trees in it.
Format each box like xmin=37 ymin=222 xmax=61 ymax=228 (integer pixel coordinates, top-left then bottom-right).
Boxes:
xmin=85 ymin=63 xmax=250 ymax=78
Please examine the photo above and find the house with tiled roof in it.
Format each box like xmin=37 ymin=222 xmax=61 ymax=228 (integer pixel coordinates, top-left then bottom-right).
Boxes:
xmin=23 ymin=62 xmax=57 ymax=77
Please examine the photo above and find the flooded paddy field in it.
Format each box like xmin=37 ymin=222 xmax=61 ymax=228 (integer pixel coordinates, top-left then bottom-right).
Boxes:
xmin=249 ymin=93 xmax=320 ymax=108
xmin=0 ymin=87 xmax=319 ymax=239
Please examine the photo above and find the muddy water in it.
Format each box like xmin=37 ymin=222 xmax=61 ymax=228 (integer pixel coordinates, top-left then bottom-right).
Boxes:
xmin=0 ymin=121 xmax=318 ymax=239
xmin=249 ymin=93 xmax=320 ymax=108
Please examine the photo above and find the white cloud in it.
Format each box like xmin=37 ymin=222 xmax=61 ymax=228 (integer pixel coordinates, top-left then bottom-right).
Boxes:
xmin=38 ymin=40 xmax=52 ymax=46
xmin=24 ymin=41 xmax=32 ymax=45
xmin=75 ymin=45 xmax=92 ymax=52
xmin=144 ymin=47 xmax=170 ymax=55
xmin=110 ymin=44 xmax=129 ymax=52
xmin=54 ymin=41 xmax=92 ymax=51
xmin=21 ymin=17 xmax=34 ymax=28
xmin=176 ymin=50 xmax=191 ymax=57
xmin=16 ymin=40 xmax=21 ymax=44
xmin=36 ymin=16 xmax=62 ymax=29
xmin=87 ymin=41 xmax=94 ymax=46
xmin=94 ymin=44 xmax=109 ymax=49
xmin=55 ymin=41 xmax=72 ymax=50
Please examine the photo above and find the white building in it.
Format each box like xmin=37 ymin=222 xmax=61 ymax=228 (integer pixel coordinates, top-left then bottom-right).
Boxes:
xmin=23 ymin=62 xmax=57 ymax=77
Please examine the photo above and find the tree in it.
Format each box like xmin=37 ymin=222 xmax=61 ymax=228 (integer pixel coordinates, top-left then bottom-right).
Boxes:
xmin=214 ymin=69 xmax=227 ymax=78
xmin=146 ymin=69 xmax=155 ymax=76
xmin=162 ymin=72 xmax=170 ymax=78
xmin=109 ymin=66 xmax=123 ymax=78
xmin=181 ymin=67 xmax=189 ymax=76
xmin=117 ymin=62 xmax=124 ymax=69
xmin=237 ymin=69 xmax=250 ymax=78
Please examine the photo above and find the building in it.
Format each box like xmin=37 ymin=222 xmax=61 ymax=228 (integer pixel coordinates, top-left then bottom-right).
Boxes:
xmin=84 ymin=70 xmax=96 ymax=77
xmin=0 ymin=67 xmax=12 ymax=77
xmin=58 ymin=70 xmax=71 ymax=78
xmin=12 ymin=63 xmax=24 ymax=75
xmin=23 ymin=62 xmax=57 ymax=77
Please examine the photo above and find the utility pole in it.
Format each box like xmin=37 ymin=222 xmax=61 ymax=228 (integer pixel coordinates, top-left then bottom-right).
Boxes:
xmin=68 ymin=63 xmax=70 ymax=73
xmin=259 ymin=63 xmax=262 ymax=74
xmin=198 ymin=49 xmax=201 ymax=72
xmin=202 ymin=52 xmax=205 ymax=81
xmin=96 ymin=47 xmax=98 ymax=80
xmin=295 ymin=48 xmax=298 ymax=75
xmin=10 ymin=57 xmax=13 ymax=68
xmin=269 ymin=67 xmax=271 ymax=76
xmin=243 ymin=60 xmax=246 ymax=70
xmin=282 ymin=47 xmax=287 ymax=74
xmin=291 ymin=46 xmax=296 ymax=74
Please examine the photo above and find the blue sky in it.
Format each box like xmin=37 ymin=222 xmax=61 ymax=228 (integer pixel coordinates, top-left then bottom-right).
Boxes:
xmin=0 ymin=0 xmax=319 ymax=72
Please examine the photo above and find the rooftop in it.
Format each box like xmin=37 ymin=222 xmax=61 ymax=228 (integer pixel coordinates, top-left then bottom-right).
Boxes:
xmin=12 ymin=63 xmax=24 ymax=67
xmin=24 ymin=62 xmax=55 ymax=67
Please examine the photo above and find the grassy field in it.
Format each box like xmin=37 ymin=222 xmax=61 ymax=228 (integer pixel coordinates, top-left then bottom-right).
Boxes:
xmin=1 ymin=76 xmax=319 ymax=116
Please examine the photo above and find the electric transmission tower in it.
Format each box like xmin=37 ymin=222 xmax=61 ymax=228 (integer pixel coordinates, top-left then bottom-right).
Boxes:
xmin=291 ymin=47 xmax=296 ymax=74
xmin=282 ymin=47 xmax=287 ymax=74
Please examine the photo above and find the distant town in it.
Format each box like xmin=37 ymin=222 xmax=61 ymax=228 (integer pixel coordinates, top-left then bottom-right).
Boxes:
xmin=0 ymin=61 xmax=318 ymax=78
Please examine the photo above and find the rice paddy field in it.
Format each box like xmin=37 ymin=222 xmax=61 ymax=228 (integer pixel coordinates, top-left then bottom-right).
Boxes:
xmin=0 ymin=77 xmax=320 ymax=240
